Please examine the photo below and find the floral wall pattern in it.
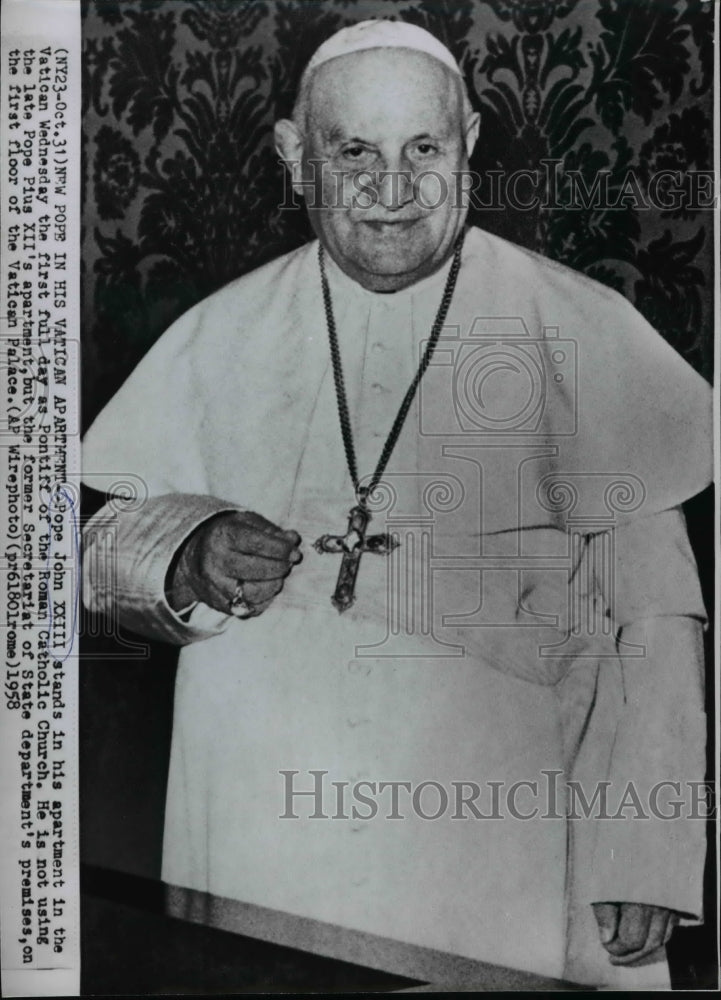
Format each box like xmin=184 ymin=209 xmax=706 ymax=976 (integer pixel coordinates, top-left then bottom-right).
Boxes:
xmin=81 ymin=0 xmax=714 ymax=428
xmin=79 ymin=8 xmax=716 ymax=974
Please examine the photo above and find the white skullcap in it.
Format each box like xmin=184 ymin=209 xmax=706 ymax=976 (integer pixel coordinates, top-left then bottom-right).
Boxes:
xmin=303 ymin=19 xmax=462 ymax=79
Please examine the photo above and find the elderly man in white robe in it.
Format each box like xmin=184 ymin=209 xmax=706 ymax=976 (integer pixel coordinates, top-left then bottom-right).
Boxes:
xmin=83 ymin=20 xmax=712 ymax=989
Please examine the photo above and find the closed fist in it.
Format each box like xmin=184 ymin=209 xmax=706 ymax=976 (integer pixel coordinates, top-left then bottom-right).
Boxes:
xmin=593 ymin=902 xmax=678 ymax=966
xmin=167 ymin=510 xmax=302 ymax=618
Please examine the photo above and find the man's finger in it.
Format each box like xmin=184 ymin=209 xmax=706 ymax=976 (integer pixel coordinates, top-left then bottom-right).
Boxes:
xmin=242 ymin=578 xmax=285 ymax=606
xmin=226 ymin=526 xmax=302 ymax=561
xmin=592 ymin=902 xmax=619 ymax=947
xmin=646 ymin=907 xmax=672 ymax=952
xmin=205 ymin=575 xmax=283 ymax=617
xmin=615 ymin=902 xmax=652 ymax=954
xmin=283 ymin=529 xmax=302 ymax=549
xmin=245 ymin=597 xmax=274 ymax=618
xmin=238 ymin=511 xmax=296 ymax=538
xmin=609 ymin=907 xmax=675 ymax=966
xmin=198 ymin=571 xmax=242 ymax=616
xmin=604 ymin=902 xmax=652 ymax=957
xmin=221 ymin=551 xmax=293 ymax=581
xmin=241 ymin=514 xmax=303 ymax=552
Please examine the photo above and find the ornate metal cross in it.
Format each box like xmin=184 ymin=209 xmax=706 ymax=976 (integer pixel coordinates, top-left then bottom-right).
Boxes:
xmin=314 ymin=504 xmax=399 ymax=612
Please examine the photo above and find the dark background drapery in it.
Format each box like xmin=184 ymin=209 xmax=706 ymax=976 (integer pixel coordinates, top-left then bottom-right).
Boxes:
xmin=80 ymin=0 xmax=715 ymax=989
xmin=81 ymin=0 xmax=714 ymax=429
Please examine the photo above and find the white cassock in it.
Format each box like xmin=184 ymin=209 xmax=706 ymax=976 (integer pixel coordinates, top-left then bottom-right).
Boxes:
xmin=82 ymin=226 xmax=711 ymax=987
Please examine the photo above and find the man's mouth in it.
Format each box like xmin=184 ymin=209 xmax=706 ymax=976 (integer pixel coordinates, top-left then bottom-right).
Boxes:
xmin=361 ymin=218 xmax=423 ymax=233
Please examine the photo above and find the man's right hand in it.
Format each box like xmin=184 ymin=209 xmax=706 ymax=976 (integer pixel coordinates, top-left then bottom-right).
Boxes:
xmin=166 ymin=511 xmax=302 ymax=618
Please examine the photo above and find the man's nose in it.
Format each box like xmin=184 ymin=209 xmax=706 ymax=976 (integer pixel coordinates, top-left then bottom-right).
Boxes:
xmin=375 ymin=160 xmax=414 ymax=211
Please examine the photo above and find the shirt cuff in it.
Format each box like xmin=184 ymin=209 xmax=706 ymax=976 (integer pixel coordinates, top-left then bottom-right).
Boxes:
xmin=83 ymin=493 xmax=242 ymax=645
xmin=589 ymin=795 xmax=706 ymax=922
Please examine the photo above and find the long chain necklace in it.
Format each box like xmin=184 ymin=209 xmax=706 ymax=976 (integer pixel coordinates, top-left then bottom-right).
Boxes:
xmin=313 ymin=231 xmax=465 ymax=612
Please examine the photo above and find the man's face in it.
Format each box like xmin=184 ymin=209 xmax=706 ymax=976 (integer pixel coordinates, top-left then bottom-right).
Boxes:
xmin=295 ymin=49 xmax=478 ymax=291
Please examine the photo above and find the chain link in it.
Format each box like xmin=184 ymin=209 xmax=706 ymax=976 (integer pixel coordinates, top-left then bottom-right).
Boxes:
xmin=318 ymin=231 xmax=465 ymax=507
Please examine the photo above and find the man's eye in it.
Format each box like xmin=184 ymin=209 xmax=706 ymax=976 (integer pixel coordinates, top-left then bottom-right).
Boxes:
xmin=415 ymin=143 xmax=438 ymax=156
xmin=342 ymin=146 xmax=370 ymax=160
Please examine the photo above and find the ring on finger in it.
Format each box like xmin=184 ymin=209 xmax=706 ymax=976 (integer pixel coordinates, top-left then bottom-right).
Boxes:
xmin=229 ymin=581 xmax=254 ymax=618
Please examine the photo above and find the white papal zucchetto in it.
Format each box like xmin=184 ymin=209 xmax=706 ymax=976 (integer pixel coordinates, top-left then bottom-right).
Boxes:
xmin=302 ymin=19 xmax=463 ymax=79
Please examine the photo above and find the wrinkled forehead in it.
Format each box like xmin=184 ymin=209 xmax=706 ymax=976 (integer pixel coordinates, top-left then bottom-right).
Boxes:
xmin=306 ymin=48 xmax=462 ymax=138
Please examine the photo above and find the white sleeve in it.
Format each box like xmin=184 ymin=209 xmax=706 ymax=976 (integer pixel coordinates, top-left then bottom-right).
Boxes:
xmin=590 ymin=507 xmax=708 ymax=920
xmin=82 ymin=492 xmax=241 ymax=646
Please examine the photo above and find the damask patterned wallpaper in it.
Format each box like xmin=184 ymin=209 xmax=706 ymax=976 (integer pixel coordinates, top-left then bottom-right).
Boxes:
xmin=81 ymin=0 xmax=714 ymax=429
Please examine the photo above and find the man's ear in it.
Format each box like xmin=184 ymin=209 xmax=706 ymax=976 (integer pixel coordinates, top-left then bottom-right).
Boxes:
xmin=274 ymin=118 xmax=306 ymax=197
xmin=464 ymin=111 xmax=480 ymax=158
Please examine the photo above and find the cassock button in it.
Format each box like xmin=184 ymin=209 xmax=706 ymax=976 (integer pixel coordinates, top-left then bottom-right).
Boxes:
xmin=371 ymin=383 xmax=384 ymax=394
xmin=371 ymin=342 xmax=384 ymax=354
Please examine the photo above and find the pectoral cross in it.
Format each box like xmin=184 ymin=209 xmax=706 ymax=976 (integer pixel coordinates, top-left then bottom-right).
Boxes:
xmin=314 ymin=505 xmax=399 ymax=612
